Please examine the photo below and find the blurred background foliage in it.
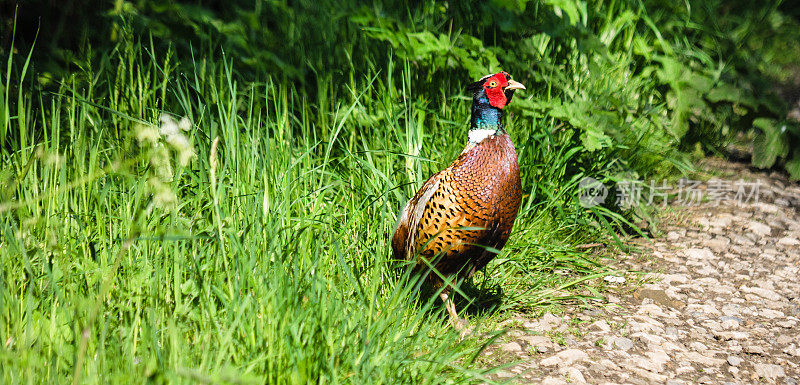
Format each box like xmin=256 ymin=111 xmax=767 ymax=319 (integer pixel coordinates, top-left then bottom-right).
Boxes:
xmin=4 ymin=0 xmax=800 ymax=181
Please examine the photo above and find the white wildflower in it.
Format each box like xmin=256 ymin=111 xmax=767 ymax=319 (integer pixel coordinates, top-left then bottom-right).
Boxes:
xmin=159 ymin=114 xmax=180 ymax=137
xmin=159 ymin=114 xmax=195 ymax=167
xmin=136 ymin=125 xmax=160 ymax=145
xmin=136 ymin=115 xmax=196 ymax=211
xmin=178 ymin=117 xmax=192 ymax=131
xmin=165 ymin=133 xmax=194 ymax=166
xmin=148 ymin=177 xmax=177 ymax=208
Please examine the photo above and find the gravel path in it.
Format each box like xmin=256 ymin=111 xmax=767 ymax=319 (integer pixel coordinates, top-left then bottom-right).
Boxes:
xmin=482 ymin=158 xmax=800 ymax=384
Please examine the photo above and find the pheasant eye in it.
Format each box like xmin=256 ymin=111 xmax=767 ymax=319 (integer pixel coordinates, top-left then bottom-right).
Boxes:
xmin=487 ymin=80 xmax=498 ymax=87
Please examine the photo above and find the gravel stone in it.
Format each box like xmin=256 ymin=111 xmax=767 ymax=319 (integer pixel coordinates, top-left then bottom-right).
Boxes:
xmin=748 ymin=221 xmax=772 ymax=236
xmin=501 ymin=341 xmax=522 ymax=353
xmin=613 ymin=337 xmax=634 ymax=351
xmin=727 ymin=355 xmax=743 ymax=366
xmin=744 ymin=345 xmax=766 ymax=355
xmin=559 ymin=367 xmax=586 ymax=384
xmin=684 ymin=248 xmax=716 ymax=260
xmin=588 ymin=320 xmax=611 ymax=332
xmin=754 ymin=363 xmax=786 ymax=381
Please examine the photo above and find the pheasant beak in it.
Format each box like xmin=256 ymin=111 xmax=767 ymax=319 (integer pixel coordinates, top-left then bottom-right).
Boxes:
xmin=504 ymin=79 xmax=526 ymax=91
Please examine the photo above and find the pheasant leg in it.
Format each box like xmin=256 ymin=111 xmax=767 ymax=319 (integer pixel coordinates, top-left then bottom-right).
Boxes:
xmin=439 ymin=292 xmax=467 ymax=330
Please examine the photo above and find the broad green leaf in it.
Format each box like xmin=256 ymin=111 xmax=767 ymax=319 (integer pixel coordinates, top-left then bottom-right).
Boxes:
xmin=682 ymin=71 xmax=713 ymax=94
xmin=785 ymin=150 xmax=800 ymax=181
xmin=667 ymin=87 xmax=705 ymax=140
xmin=580 ymin=127 xmax=611 ymax=152
xmin=752 ymin=118 xmax=789 ymax=168
xmin=707 ymin=83 xmax=744 ymax=104
xmin=543 ymin=0 xmax=584 ymax=26
xmin=655 ymin=56 xmax=683 ymax=85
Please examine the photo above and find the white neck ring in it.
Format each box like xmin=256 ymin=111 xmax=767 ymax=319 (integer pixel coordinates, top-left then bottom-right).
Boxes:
xmin=468 ymin=129 xmax=497 ymax=143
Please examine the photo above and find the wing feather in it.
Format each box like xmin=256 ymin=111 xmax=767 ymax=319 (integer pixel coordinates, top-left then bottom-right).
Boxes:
xmin=392 ymin=173 xmax=442 ymax=260
xmin=398 ymin=175 xmax=490 ymax=271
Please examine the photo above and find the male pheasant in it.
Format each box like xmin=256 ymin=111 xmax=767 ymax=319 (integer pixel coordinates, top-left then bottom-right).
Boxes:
xmin=392 ymin=71 xmax=525 ymax=326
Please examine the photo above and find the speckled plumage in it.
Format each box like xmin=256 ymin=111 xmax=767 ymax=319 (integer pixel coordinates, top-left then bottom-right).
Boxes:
xmin=391 ymin=72 xmax=524 ymax=324
xmin=392 ymin=132 xmax=521 ymax=281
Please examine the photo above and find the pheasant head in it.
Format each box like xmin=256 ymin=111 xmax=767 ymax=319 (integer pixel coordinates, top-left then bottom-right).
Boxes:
xmin=465 ymin=72 xmax=525 ymax=142
xmin=466 ymin=71 xmax=526 ymax=109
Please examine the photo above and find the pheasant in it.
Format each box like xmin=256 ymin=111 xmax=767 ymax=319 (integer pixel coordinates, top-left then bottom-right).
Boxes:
xmin=392 ymin=71 xmax=525 ymax=326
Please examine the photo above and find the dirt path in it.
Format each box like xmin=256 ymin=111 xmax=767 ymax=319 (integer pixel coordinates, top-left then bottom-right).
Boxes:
xmin=482 ymin=158 xmax=800 ymax=384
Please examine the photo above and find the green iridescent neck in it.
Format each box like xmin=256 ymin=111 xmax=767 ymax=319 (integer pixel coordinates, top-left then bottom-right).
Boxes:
xmin=470 ymin=95 xmax=503 ymax=131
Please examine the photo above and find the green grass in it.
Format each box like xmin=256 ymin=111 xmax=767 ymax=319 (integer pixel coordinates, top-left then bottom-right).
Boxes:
xmin=0 ymin=43 xmax=610 ymax=383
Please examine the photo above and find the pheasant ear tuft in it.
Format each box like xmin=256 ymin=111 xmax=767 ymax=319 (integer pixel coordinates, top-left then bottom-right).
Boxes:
xmin=466 ymin=80 xmax=483 ymax=93
xmin=466 ymin=73 xmax=494 ymax=93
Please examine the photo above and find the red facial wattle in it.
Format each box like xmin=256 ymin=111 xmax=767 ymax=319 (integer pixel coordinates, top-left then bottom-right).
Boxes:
xmin=485 ymin=87 xmax=507 ymax=109
xmin=484 ymin=73 xmax=510 ymax=109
